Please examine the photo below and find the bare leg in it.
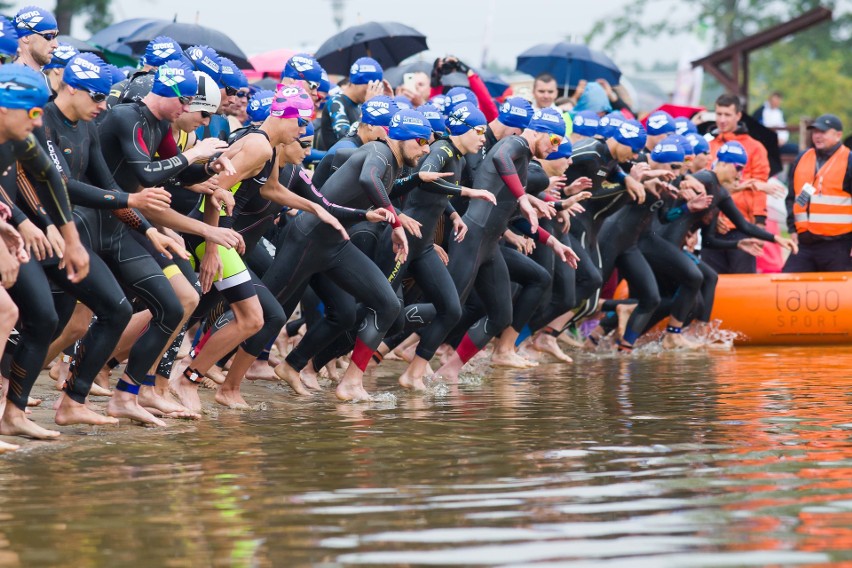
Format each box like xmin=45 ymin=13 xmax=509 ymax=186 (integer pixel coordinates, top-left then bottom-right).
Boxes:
xmin=107 ymin=379 xmax=167 ymax=426
xmin=214 ymin=349 xmax=255 ymax=409
xmin=43 ymin=304 xmax=93 ymax=368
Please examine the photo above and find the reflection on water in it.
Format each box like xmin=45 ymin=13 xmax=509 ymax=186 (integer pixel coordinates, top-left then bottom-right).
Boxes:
xmin=2 ymin=347 xmax=852 ymax=565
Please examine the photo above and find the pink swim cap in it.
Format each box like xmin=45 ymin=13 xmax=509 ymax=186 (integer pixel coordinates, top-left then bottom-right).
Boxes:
xmin=270 ymin=85 xmax=314 ymax=120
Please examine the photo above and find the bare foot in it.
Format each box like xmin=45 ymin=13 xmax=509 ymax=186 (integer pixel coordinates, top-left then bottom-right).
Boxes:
xmin=491 ymin=350 xmax=534 ymax=368
xmin=556 ymin=331 xmax=584 ymax=349
xmin=50 ymin=359 xmax=71 ymax=390
xmin=398 ymin=370 xmax=427 ymax=391
xmin=55 ymin=397 xmax=119 ymax=426
xmin=246 ymin=359 xmax=277 ymax=381
xmin=107 ymin=390 xmax=167 ymax=427
xmin=26 ymin=397 xmax=41 ymax=407
xmin=662 ymin=332 xmax=701 ymax=350
xmin=273 ymin=363 xmax=312 ymax=396
xmin=0 ymin=406 xmax=60 ymax=439
xmin=89 ymin=383 xmax=112 ymax=397
xmin=168 ymin=374 xmax=203 ymax=414
xmin=531 ymin=333 xmax=573 ymax=362
xmin=325 ymin=362 xmax=340 ymax=382
xmin=94 ymin=365 xmax=113 ymax=390
xmin=205 ymin=365 xmax=226 ymax=385
xmin=299 ymin=366 xmax=323 ymax=391
xmin=214 ymin=388 xmax=250 ymax=410
xmin=0 ymin=439 xmax=19 ymax=452
xmin=139 ymin=387 xmax=200 ymax=420
xmin=335 ymin=381 xmax=371 ymax=402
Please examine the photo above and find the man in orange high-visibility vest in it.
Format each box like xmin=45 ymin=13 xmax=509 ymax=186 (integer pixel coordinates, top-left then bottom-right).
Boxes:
xmin=784 ymin=114 xmax=852 ymax=272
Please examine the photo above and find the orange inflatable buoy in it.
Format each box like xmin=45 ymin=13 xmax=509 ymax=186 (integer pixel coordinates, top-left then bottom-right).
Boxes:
xmin=712 ymin=272 xmax=852 ymax=345
xmin=613 ymin=272 xmax=852 ymax=345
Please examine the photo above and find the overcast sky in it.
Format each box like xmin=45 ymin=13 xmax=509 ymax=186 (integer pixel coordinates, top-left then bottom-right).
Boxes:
xmin=8 ymin=0 xmax=851 ymax=74
xmin=7 ymin=0 xmax=702 ymax=72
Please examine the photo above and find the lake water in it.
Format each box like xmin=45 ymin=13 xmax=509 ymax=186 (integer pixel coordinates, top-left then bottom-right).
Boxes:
xmin=0 ymin=346 xmax=849 ymax=566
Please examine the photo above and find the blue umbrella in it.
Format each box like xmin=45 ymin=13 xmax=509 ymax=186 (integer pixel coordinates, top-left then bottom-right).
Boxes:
xmin=476 ymin=69 xmax=510 ymax=98
xmin=516 ymin=42 xmax=621 ymax=93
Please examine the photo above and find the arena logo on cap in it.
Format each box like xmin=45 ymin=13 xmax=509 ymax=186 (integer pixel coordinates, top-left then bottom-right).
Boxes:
xmin=158 ymin=67 xmax=186 ymax=87
xmin=720 ymin=143 xmax=744 ymax=155
xmin=290 ymin=56 xmax=314 ymax=73
xmin=17 ymin=11 xmax=43 ymax=25
xmin=70 ymin=57 xmax=101 ymax=79
xmin=422 ymin=110 xmax=441 ymax=120
xmin=648 ymin=114 xmax=670 ymax=130
xmin=618 ymin=123 xmax=640 ymax=139
xmin=402 ymin=115 xmax=425 ymax=126
xmin=365 ymin=101 xmax=390 ymax=117
xmin=0 ymin=80 xmax=27 ymax=92
xmin=151 ymin=43 xmax=176 ymax=59
xmin=655 ymin=143 xmax=679 ymax=154
xmin=448 ymin=108 xmax=471 ymax=126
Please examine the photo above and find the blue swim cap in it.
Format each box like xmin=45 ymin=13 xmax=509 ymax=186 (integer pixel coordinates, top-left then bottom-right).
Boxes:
xmin=317 ymin=68 xmax=331 ymax=94
xmin=43 ymin=43 xmax=78 ymax=70
xmin=716 ymin=141 xmax=748 ymax=165
xmin=612 ymin=119 xmax=647 ymax=152
xmin=150 ymin=60 xmax=198 ymax=99
xmin=498 ymin=97 xmax=533 ymax=129
xmin=444 ymin=86 xmax=477 ymax=115
xmin=599 ymin=111 xmax=625 ymax=139
xmin=349 ymin=57 xmax=382 ymax=85
xmin=14 ymin=6 xmax=57 ymax=37
xmin=103 ymin=64 xmax=125 ymax=86
xmin=247 ymin=89 xmax=274 ymax=123
xmin=547 ymin=138 xmax=573 ymax=160
xmin=429 ymin=94 xmax=449 ymax=113
xmin=417 ymin=104 xmax=447 ymax=134
xmin=185 ymin=45 xmax=222 ymax=87
xmin=393 ymin=95 xmax=412 ymax=110
xmin=684 ymin=132 xmax=709 ymax=154
xmin=0 ymin=18 xmax=18 ymax=57
xmin=645 ymin=110 xmax=677 ymax=136
xmin=0 ymin=63 xmax=49 ymax=109
xmin=572 ymin=110 xmax=599 ymax=137
xmin=282 ymin=53 xmax=324 ymax=84
xmin=389 ymin=109 xmax=432 ymax=141
xmin=446 ymin=101 xmax=486 ymax=136
xmin=63 ymin=52 xmax=112 ymax=95
xmin=671 ymin=134 xmax=693 ymax=156
xmin=219 ymin=57 xmax=248 ymax=90
xmin=360 ymin=95 xmax=397 ymax=127
xmin=142 ymin=36 xmax=181 ymax=67
xmin=650 ymin=135 xmax=685 ymax=164
xmin=528 ymin=107 xmax=566 ymax=137
xmin=302 ymin=121 xmax=315 ymax=138
xmin=675 ymin=116 xmax=698 ymax=136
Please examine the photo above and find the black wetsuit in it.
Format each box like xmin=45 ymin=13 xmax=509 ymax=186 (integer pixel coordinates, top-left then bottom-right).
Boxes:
xmin=312 ymin=134 xmax=363 ymax=189
xmin=258 ymin=141 xmax=402 ymax=370
xmin=563 ymin=138 xmax=630 ymax=320
xmin=318 ymin=93 xmax=360 ymax=151
xmin=95 ymin=101 xmax=203 ymax=385
xmin=419 ymin=135 xmax=539 ymax=361
xmin=0 ymin=136 xmax=79 ymax=410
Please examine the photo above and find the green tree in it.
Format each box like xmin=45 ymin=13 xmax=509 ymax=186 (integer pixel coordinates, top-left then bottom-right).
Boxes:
xmin=54 ymin=0 xmax=113 ymax=35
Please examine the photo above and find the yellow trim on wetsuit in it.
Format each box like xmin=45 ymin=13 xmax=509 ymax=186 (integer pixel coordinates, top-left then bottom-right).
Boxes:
xmin=163 ymin=264 xmax=182 ymax=279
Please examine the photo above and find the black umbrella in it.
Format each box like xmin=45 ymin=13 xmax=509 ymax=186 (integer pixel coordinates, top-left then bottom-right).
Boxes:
xmin=516 ymin=42 xmax=621 ymax=93
xmin=383 ymin=60 xmax=432 ymax=88
xmin=120 ymin=22 xmax=252 ymax=69
xmin=315 ymin=21 xmax=428 ymax=75
xmin=88 ymin=18 xmax=165 ymax=49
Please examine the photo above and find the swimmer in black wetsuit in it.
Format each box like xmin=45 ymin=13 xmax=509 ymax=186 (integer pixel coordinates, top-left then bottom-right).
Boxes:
xmin=261 ymin=109 xmax=433 ymax=401
xmin=431 ymin=108 xmax=580 ymax=383
xmin=0 ymin=64 xmax=91 ymax=441
xmin=37 ymin=53 xmax=192 ymax=425
xmin=169 ymin=85 xmax=349 ymax=411
xmin=98 ymin=61 xmax=241 ymax=424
